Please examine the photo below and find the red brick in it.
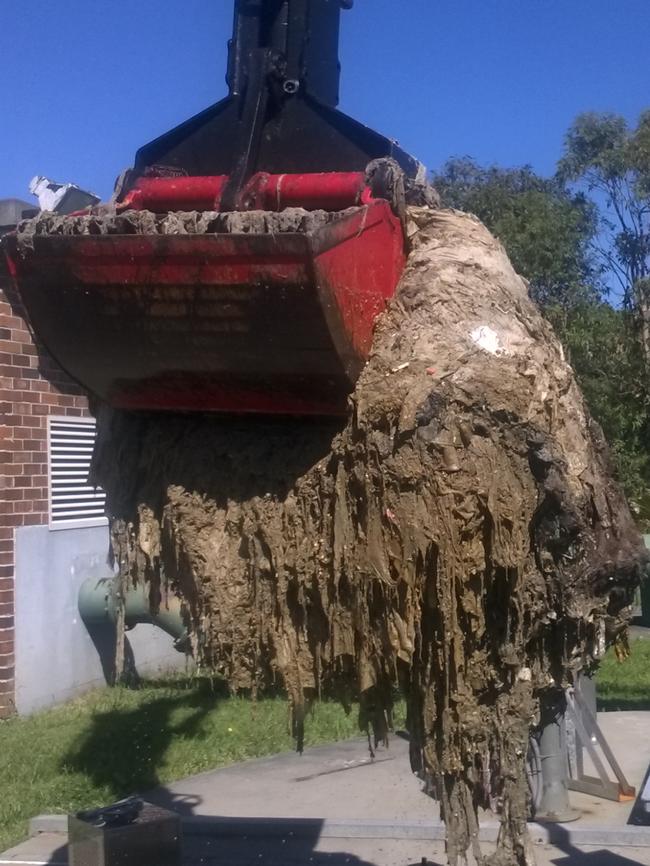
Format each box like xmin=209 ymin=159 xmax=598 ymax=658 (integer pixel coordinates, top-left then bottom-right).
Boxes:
xmin=0 ymin=640 xmax=14 ymax=655
xmin=21 ymin=513 xmax=43 ymax=525
xmin=0 ymin=411 xmax=22 ymax=424
xmin=0 ymin=445 xmax=20 ymax=466
xmin=2 ymin=515 xmax=23 ymax=527
xmin=0 ymin=341 xmax=24 ymax=354
xmin=0 ymin=615 xmax=13 ymax=629
xmin=0 ymin=602 xmax=13 ymax=617
xmin=11 ymin=355 xmax=29 ymax=368
xmin=2 ymin=489 xmax=23 ymax=501
xmin=0 ymin=568 xmax=13 ymax=580
xmin=0 ymin=678 xmax=14 ymax=694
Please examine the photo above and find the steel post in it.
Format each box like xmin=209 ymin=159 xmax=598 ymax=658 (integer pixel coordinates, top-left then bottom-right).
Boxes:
xmin=535 ymin=690 xmax=580 ymax=823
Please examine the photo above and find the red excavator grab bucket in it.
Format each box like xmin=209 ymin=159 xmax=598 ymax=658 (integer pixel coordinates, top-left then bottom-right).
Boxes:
xmin=3 ymin=0 xmax=423 ymax=416
xmin=5 ymin=179 xmax=405 ymax=415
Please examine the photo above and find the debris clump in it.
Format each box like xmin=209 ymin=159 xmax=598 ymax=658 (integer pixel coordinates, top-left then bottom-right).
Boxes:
xmin=90 ymin=207 xmax=647 ymax=865
xmin=15 ymin=205 xmax=358 ymax=249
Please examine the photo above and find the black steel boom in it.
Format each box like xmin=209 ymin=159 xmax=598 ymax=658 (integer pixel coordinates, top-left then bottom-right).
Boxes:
xmin=128 ymin=0 xmax=419 ymax=196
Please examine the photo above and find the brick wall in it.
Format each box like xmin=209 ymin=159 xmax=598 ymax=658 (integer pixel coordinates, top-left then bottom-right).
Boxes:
xmin=0 ymin=254 xmax=89 ymax=718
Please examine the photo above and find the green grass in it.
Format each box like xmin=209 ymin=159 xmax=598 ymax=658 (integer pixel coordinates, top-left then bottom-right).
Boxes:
xmin=596 ymin=637 xmax=650 ymax=711
xmin=0 ymin=677 xmax=362 ymax=853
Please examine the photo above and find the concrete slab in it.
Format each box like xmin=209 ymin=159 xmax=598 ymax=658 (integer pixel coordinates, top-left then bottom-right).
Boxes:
xmin=568 ymin=712 xmax=650 ymax=826
xmin=3 ymin=711 xmax=650 ymax=865
xmin=0 ymin=831 xmax=67 ymax=864
xmin=5 ymin=831 xmax=650 ymax=866
xmin=149 ymin=735 xmax=436 ymax=823
xmin=146 ymin=713 xmax=650 ymax=830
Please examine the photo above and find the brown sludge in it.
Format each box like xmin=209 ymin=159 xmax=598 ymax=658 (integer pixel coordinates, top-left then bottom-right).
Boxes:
xmin=89 ymin=206 xmax=646 ymax=866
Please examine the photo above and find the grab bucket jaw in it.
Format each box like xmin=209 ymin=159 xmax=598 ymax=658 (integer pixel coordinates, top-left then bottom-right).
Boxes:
xmin=4 ymin=197 xmax=405 ymax=416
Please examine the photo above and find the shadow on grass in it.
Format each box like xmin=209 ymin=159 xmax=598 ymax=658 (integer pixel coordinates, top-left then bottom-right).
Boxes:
xmin=598 ymin=690 xmax=650 ymax=712
xmin=60 ymin=677 xmax=228 ymax=808
xmin=51 ymin=677 xmax=435 ymax=866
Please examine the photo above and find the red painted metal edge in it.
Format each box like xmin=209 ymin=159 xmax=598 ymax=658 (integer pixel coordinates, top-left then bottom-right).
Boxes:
xmin=5 ymin=194 xmax=405 ymax=416
xmin=119 ymin=171 xmax=369 ymax=214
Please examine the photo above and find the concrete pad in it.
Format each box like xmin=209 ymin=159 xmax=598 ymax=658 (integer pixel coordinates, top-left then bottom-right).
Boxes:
xmin=568 ymin=712 xmax=650 ymax=826
xmin=0 ymin=831 xmax=67 ymax=864
xmin=148 ymin=713 xmax=650 ymax=829
xmin=4 ymin=712 xmax=650 ymax=865
xmin=5 ymin=831 xmax=650 ymax=866
xmin=149 ymin=735 xmax=437 ymax=822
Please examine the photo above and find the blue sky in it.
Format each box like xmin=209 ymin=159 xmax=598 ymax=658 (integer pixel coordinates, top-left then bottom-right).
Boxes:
xmin=1 ymin=0 xmax=648 ymax=203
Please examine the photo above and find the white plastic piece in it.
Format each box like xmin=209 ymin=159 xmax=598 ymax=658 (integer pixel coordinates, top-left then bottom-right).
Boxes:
xmin=470 ymin=325 xmax=504 ymax=355
xmin=29 ymin=175 xmax=99 ymax=214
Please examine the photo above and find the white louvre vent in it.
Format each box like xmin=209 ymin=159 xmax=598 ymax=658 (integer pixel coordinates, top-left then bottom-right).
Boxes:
xmin=47 ymin=417 xmax=107 ymax=530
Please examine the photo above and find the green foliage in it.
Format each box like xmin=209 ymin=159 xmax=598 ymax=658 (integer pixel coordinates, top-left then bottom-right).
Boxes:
xmin=0 ymin=678 xmax=373 ymax=853
xmin=558 ymin=113 xmax=631 ymax=186
xmin=560 ymin=303 xmax=650 ymax=521
xmin=558 ymin=112 xmax=650 ymax=370
xmin=432 ymin=158 xmax=599 ymax=309
xmin=596 ymin=638 xmax=650 ymax=711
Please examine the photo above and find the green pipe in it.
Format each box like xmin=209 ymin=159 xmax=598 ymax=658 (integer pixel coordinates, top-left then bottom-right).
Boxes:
xmin=78 ymin=576 xmax=190 ymax=653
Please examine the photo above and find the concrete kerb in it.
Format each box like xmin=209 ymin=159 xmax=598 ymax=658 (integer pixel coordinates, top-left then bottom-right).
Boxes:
xmin=28 ymin=813 xmax=650 ymax=848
